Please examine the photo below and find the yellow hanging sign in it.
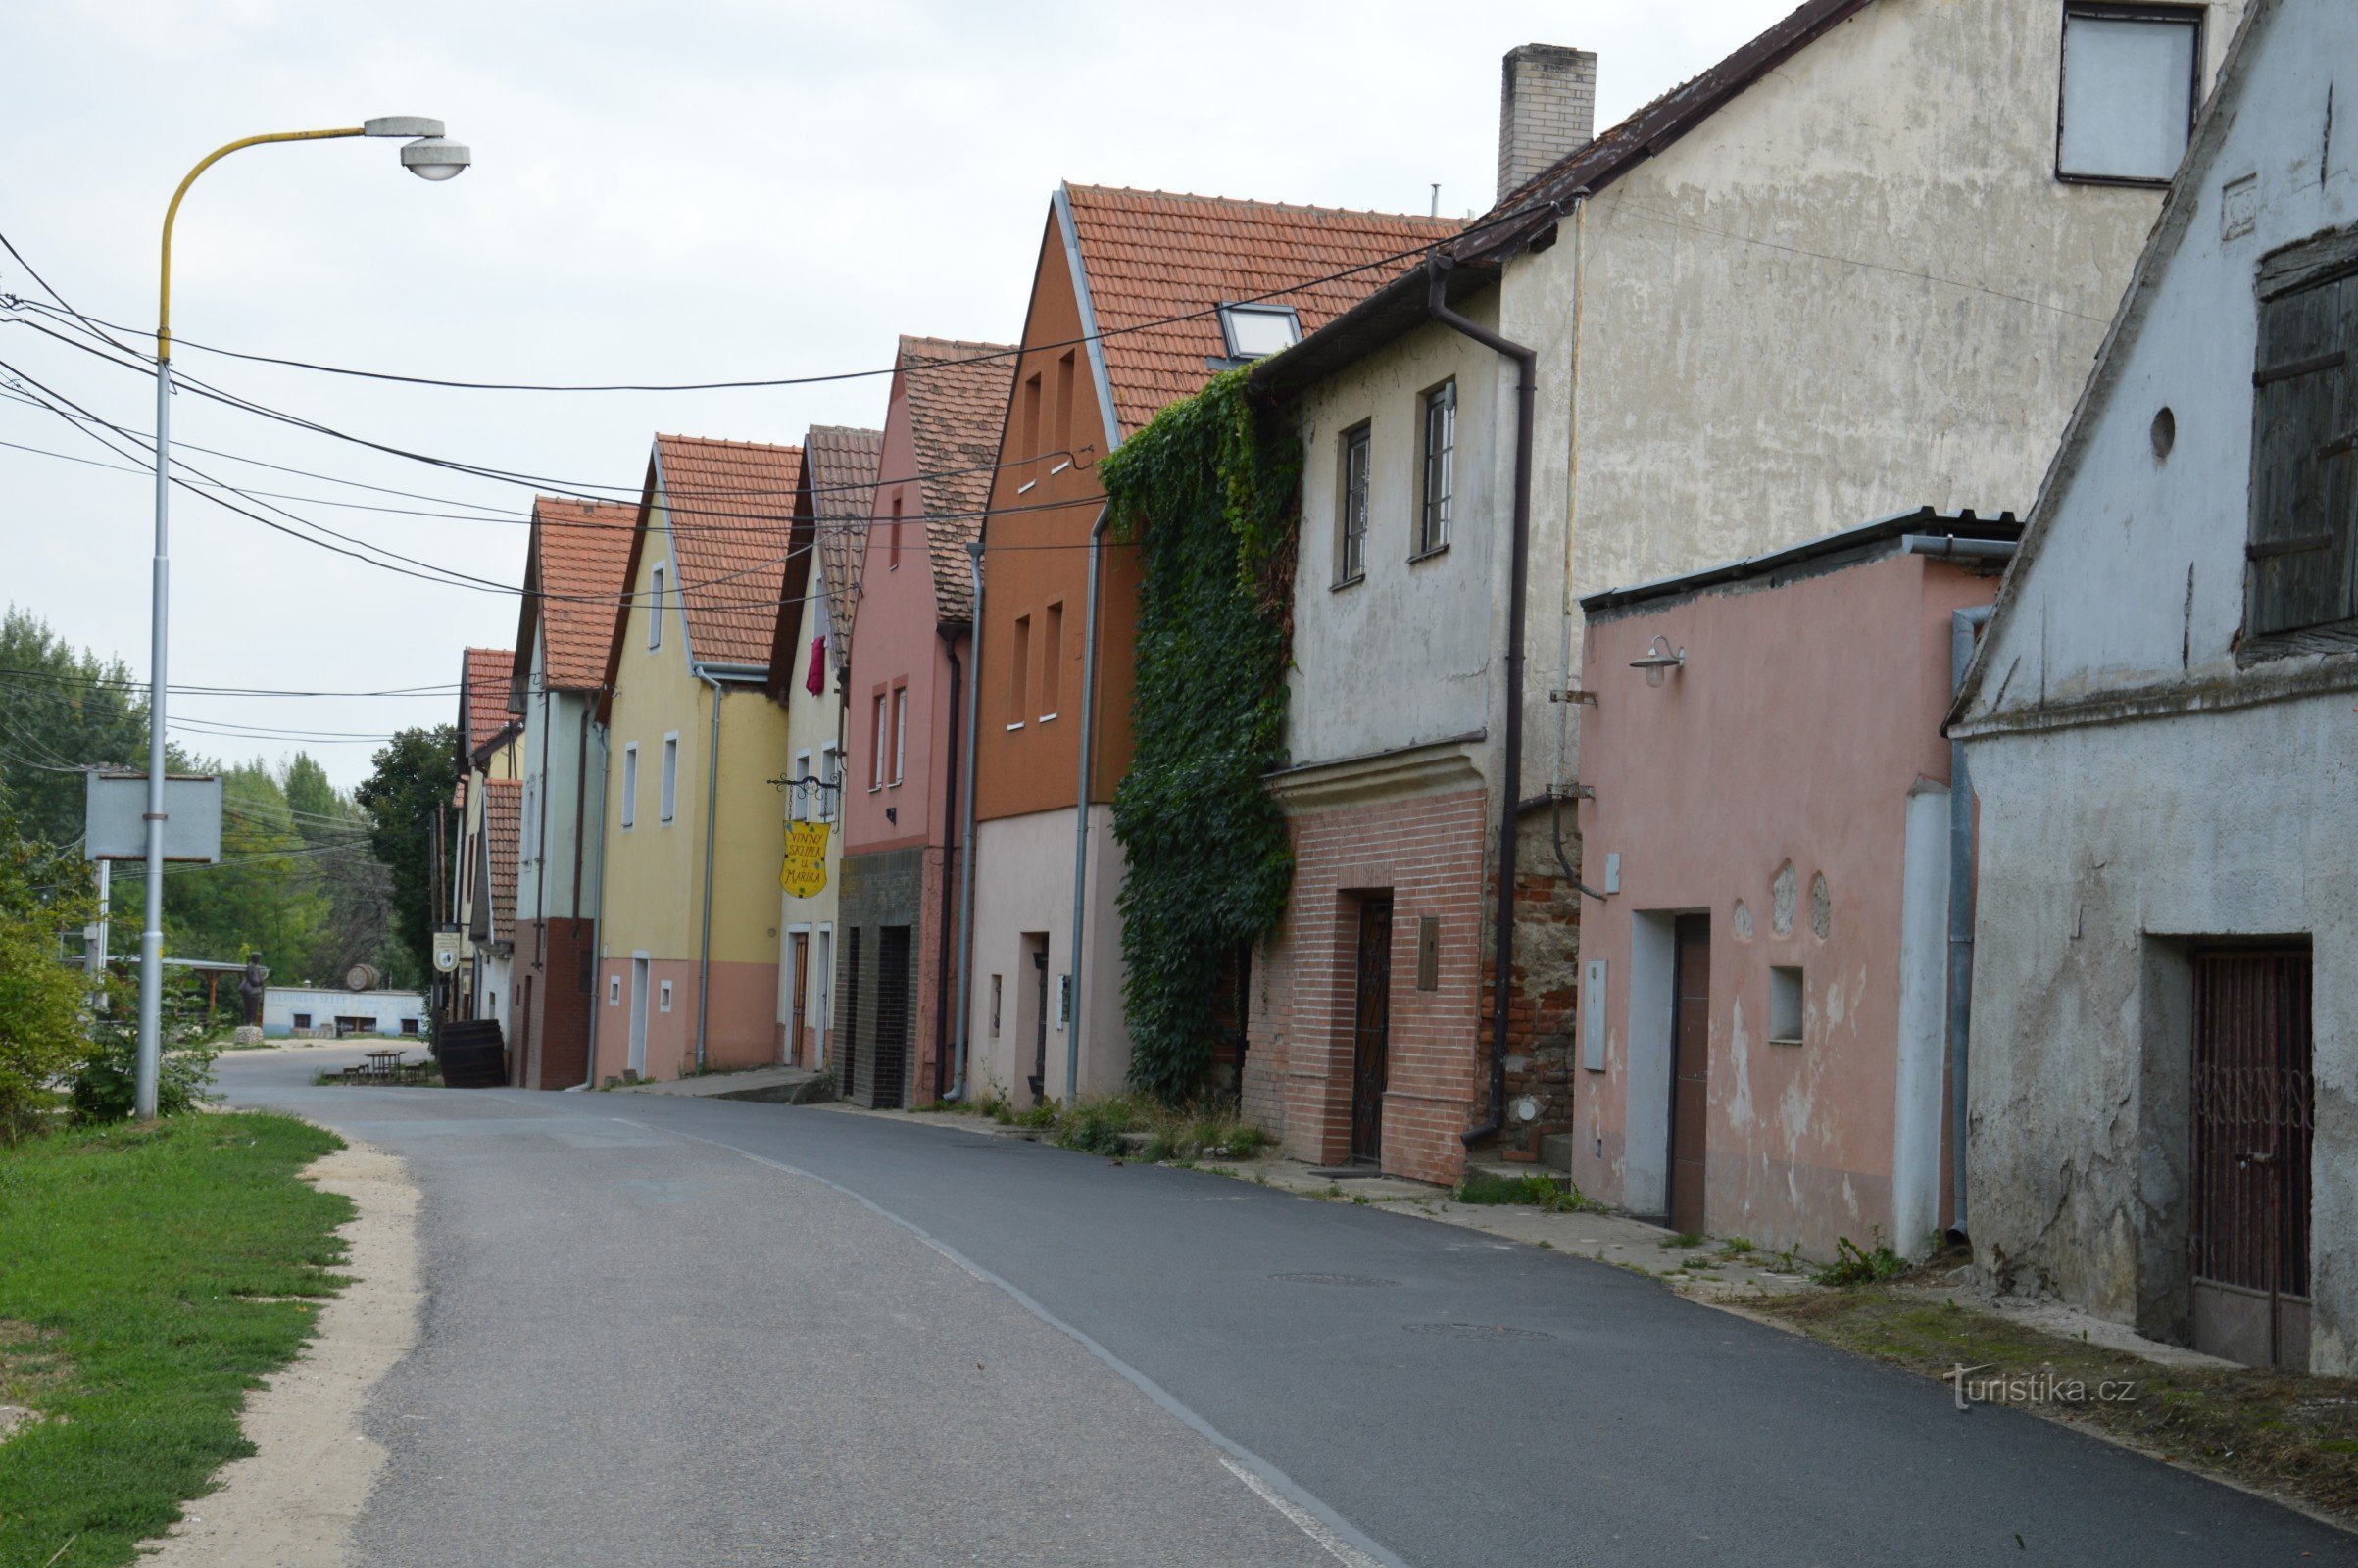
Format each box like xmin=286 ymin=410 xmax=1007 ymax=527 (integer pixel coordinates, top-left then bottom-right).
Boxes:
xmin=780 ymin=819 xmax=830 ymax=898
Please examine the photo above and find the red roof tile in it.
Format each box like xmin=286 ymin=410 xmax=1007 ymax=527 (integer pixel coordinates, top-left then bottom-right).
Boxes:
xmin=459 ymin=647 xmax=516 ymax=766
xmin=1062 ymin=185 xmax=1461 ymax=435
xmin=805 ymin=425 xmax=884 ymax=668
xmin=899 ymin=336 xmax=1015 ymax=622
xmin=481 ymin=777 xmax=521 ymax=945
xmin=653 ymin=434 xmax=804 ymax=669
xmin=519 ymin=497 xmax=638 ymax=692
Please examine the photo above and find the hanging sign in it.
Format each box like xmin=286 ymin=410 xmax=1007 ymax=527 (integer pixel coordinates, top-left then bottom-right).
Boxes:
xmin=780 ymin=819 xmax=830 ymax=898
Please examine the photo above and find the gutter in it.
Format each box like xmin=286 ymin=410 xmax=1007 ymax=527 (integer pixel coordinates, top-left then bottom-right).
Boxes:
xmin=1425 ymin=254 xmax=1537 ymax=1150
xmin=693 ymin=665 xmax=727 ymax=1074
xmin=1066 ymin=505 xmax=1110 ymax=1103
xmin=934 ymin=615 xmax=966 ymax=1102
xmin=948 ymin=540 xmax=986 ymax=1102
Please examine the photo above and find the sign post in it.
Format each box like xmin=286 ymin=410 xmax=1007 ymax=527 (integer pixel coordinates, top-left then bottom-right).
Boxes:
xmin=86 ymin=771 xmax=222 ymax=1116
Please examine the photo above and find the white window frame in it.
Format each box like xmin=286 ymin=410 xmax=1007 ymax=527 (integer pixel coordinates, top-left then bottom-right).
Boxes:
xmin=1416 ymin=379 xmax=1455 ymax=558
xmin=1216 ymin=301 xmax=1303 ymax=361
xmin=818 ymin=744 xmax=839 ymax=821
xmin=660 ymin=732 xmax=679 ymax=824
xmin=648 ymin=562 xmax=666 ymax=651
xmin=659 ymin=980 xmax=673 ymax=1013
xmin=871 ymin=693 xmax=888 ymax=789
xmin=892 ymin=686 xmax=908 ymax=785
xmin=792 ymin=749 xmax=812 ymax=822
xmin=1337 ymin=422 xmax=1371 ymax=585
xmin=2055 ymin=4 xmax=2203 ymax=187
xmin=620 ymin=743 xmax=639 ymax=830
xmin=608 ymin=974 xmax=621 ymax=1005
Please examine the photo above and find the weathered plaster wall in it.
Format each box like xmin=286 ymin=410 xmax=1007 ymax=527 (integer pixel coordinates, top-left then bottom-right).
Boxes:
xmin=964 ymin=806 xmax=1129 ymax=1105
xmin=1576 ymin=551 xmax=1997 ymax=1259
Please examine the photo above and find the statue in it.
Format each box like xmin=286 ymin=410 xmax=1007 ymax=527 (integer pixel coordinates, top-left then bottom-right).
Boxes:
xmin=238 ymin=953 xmax=269 ymax=1028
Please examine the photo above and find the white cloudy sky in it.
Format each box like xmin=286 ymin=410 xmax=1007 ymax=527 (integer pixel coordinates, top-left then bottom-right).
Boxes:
xmin=4 ymin=0 xmax=1798 ymax=788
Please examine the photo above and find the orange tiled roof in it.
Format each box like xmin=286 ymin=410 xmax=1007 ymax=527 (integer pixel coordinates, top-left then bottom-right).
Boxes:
xmin=524 ymin=497 xmax=638 ymax=691
xmin=654 ymin=434 xmax=804 ymax=669
xmin=900 ymin=336 xmax=1014 ymax=622
xmin=1062 ymin=185 xmax=1461 ymax=435
xmin=805 ymin=425 xmax=883 ymax=668
xmin=482 ymin=777 xmax=521 ymax=945
xmin=459 ymin=647 xmax=516 ymax=765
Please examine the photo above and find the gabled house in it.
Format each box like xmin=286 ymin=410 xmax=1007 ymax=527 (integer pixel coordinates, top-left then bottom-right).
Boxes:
xmin=965 ymin=184 xmax=1456 ymax=1109
xmin=1950 ymin=0 xmax=2353 ymax=1373
xmin=593 ymin=435 xmax=802 ymax=1083
xmin=507 ymin=495 xmax=637 ymax=1088
xmin=833 ymin=337 xmax=1012 ymax=1108
xmin=451 ymin=645 xmax=520 ymax=1025
xmin=762 ymin=424 xmax=881 ymax=1073
xmin=1250 ymin=2 xmax=2245 ymax=1187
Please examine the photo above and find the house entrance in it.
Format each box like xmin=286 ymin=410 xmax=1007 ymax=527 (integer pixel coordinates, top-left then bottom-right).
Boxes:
xmin=1350 ymin=896 xmax=1394 ymax=1163
xmin=872 ymin=925 xmax=912 ymax=1108
xmin=786 ymin=932 xmax=809 ymax=1066
xmin=2190 ymin=945 xmax=2314 ymax=1370
xmin=1023 ymin=934 xmax=1051 ymax=1105
xmin=1667 ymin=914 xmax=1711 ymax=1237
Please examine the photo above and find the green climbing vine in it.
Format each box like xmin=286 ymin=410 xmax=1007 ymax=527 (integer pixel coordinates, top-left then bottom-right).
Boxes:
xmin=1100 ymin=368 xmax=1301 ymax=1103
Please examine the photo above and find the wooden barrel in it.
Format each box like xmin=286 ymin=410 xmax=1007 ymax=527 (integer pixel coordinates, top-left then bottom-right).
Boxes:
xmin=435 ymin=1019 xmax=507 ymax=1088
xmin=344 ymin=962 xmax=382 ymax=992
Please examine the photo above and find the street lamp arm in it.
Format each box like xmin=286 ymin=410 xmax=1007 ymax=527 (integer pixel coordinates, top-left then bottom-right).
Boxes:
xmin=158 ymin=126 xmax=368 ymax=360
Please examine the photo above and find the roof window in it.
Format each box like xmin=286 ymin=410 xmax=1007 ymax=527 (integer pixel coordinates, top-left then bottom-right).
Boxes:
xmin=1217 ymin=303 xmax=1302 ymax=361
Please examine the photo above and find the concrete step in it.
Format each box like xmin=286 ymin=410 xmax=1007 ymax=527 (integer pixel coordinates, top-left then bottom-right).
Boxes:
xmin=1538 ymin=1133 xmax=1579 ymax=1173
xmin=621 ymin=1064 xmax=832 ymax=1103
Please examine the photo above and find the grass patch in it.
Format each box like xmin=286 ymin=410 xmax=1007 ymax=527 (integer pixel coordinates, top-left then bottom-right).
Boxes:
xmin=0 ymin=1113 xmax=352 ymax=1567
xmin=1812 ymin=1233 xmax=1909 ymax=1287
xmin=1757 ymin=1286 xmax=2358 ymax=1522
xmin=1453 ymin=1171 xmax=1603 ymax=1214
xmin=958 ymin=1093 xmax=1275 ymax=1165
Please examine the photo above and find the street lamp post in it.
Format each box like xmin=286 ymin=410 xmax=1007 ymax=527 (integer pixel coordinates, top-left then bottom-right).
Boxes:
xmin=134 ymin=118 xmax=469 ymax=1117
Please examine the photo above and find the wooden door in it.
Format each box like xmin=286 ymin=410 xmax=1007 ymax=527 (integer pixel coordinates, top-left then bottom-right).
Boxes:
xmin=1667 ymin=914 xmax=1711 ymax=1236
xmin=2191 ymin=946 xmax=2314 ymax=1370
xmin=1029 ymin=947 xmax=1050 ymax=1104
xmin=787 ymin=935 xmax=809 ymax=1066
xmin=1351 ymin=897 xmax=1394 ymax=1163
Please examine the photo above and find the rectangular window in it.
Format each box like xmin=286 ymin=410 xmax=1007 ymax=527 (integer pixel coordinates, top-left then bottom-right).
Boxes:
xmin=871 ymin=693 xmax=888 ymax=788
xmin=620 ymin=743 xmax=639 ymax=829
xmin=888 ymin=492 xmax=903 ymax=571
xmin=292 ymin=1012 xmax=312 ymax=1030
xmin=1418 ymin=380 xmax=1455 ymax=556
xmin=1056 ymin=351 xmax=1076 ymax=450
xmin=989 ymin=974 xmax=1002 ymax=1036
xmin=2057 ymin=5 xmax=2202 ymax=184
xmin=609 ymin=975 xmax=621 ymax=1005
xmin=1769 ymin=966 xmax=1804 ymax=1045
xmin=791 ymin=750 xmax=811 ymax=822
xmin=648 ymin=563 xmax=665 ymax=650
xmin=2247 ymin=245 xmax=2358 ymax=643
xmin=659 ymin=980 xmax=673 ymax=1013
xmin=892 ymin=685 xmax=908 ymax=785
xmin=1042 ymin=602 xmax=1063 ymax=717
xmin=1023 ymin=373 xmax=1044 ymax=458
xmin=1338 ymin=423 xmax=1371 ymax=583
xmin=402 ymin=1017 xmax=420 ymax=1036
xmin=818 ymin=744 xmax=839 ymax=821
xmin=660 ymin=734 xmax=678 ymax=824
xmin=1009 ymin=614 xmax=1031 ymax=728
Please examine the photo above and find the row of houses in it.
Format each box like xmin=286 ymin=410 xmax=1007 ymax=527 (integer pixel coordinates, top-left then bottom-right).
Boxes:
xmin=434 ymin=0 xmax=2352 ymax=1376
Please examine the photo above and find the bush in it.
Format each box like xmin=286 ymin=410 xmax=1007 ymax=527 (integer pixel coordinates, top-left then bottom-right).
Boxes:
xmin=1055 ymin=1097 xmax=1144 ymax=1155
xmin=71 ymin=1028 xmax=218 ymax=1124
xmin=0 ymin=816 xmax=94 ymax=1142
xmin=1813 ymin=1232 xmax=1910 ymax=1288
xmin=1453 ymin=1171 xmax=1603 ymax=1213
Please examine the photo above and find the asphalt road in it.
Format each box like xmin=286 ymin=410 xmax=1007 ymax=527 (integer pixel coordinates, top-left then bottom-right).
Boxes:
xmin=222 ymin=1047 xmax=2354 ymax=1567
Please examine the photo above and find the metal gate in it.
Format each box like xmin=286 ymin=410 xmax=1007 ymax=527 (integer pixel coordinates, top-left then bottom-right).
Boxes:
xmin=1351 ymin=897 xmax=1394 ymax=1164
xmin=868 ymin=925 xmax=911 ymax=1109
xmin=2190 ymin=946 xmax=2314 ymax=1370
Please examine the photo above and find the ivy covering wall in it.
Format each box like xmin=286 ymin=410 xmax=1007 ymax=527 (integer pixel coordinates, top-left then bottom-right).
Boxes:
xmin=1100 ymin=370 xmax=1301 ymax=1102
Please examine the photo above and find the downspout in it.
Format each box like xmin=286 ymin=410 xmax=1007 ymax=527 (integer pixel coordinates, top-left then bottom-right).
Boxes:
xmin=934 ymin=618 xmax=965 ymax=1101
xmin=1067 ymin=504 xmax=1111 ymax=1104
xmin=949 ymin=540 xmax=987 ymax=1101
xmin=1946 ymin=602 xmax=1994 ymax=1240
xmin=1427 ymin=255 xmax=1537 ymax=1150
xmin=694 ymin=668 xmax=725 ymax=1074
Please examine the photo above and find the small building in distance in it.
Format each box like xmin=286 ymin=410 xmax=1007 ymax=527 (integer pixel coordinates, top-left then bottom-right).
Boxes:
xmin=264 ymin=985 xmax=427 ymax=1040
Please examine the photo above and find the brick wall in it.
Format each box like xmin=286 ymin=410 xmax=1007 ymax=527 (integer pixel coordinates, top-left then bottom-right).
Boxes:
xmin=1497 ymin=44 xmax=1598 ymax=201
xmin=1246 ymin=790 xmax=1583 ymax=1186
xmin=516 ymin=916 xmax=595 ymax=1090
xmin=834 ymin=846 xmax=958 ymax=1106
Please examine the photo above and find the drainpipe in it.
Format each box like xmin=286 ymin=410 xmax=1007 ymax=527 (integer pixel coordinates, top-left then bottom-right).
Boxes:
xmin=1946 ymin=602 xmax=1994 ymax=1240
xmin=934 ymin=619 xmax=965 ymax=1102
xmin=1067 ymin=504 xmax=1111 ymax=1104
xmin=949 ymin=540 xmax=986 ymax=1101
xmin=694 ymin=667 xmax=726 ymax=1074
xmin=1427 ymin=255 xmax=1536 ymax=1150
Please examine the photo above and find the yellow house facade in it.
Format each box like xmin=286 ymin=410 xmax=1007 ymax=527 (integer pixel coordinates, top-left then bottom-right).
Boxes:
xmin=592 ymin=434 xmax=804 ymax=1082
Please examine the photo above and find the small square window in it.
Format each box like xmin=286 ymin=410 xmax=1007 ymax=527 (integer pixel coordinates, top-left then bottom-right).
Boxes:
xmin=2058 ymin=6 xmax=2201 ymax=184
xmin=292 ymin=1012 xmax=312 ymax=1030
xmin=1769 ymin=966 xmax=1804 ymax=1045
xmin=401 ymin=1018 xmax=420 ymax=1036
xmin=608 ymin=975 xmax=621 ymax=1005
xmin=1217 ymin=303 xmax=1302 ymax=361
xmin=659 ymin=980 xmax=674 ymax=1013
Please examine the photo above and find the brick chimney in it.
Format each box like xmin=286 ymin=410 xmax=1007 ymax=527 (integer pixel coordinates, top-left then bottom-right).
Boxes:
xmin=1497 ymin=45 xmax=1598 ymax=202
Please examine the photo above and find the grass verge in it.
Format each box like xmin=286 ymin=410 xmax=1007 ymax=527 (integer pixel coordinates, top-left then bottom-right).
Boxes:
xmin=1755 ymin=1285 xmax=2358 ymax=1523
xmin=915 ymin=1093 xmax=1273 ymax=1162
xmin=0 ymin=1113 xmax=351 ymax=1567
xmin=1453 ymin=1171 xmax=1603 ymax=1213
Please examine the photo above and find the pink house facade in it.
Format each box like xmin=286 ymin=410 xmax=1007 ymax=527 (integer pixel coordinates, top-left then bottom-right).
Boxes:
xmin=1570 ymin=510 xmax=2018 ymax=1261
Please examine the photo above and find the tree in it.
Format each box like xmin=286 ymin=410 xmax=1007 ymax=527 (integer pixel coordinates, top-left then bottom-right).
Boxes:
xmin=0 ymin=606 xmax=169 ymax=846
xmin=356 ymin=726 xmax=457 ymax=991
xmin=0 ymin=795 xmax=92 ymax=1139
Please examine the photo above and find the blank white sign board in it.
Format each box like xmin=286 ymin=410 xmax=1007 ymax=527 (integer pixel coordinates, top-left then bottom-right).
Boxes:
xmin=84 ymin=772 xmax=222 ymax=863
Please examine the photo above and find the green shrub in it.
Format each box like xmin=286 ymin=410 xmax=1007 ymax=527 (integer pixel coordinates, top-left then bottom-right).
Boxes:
xmin=70 ymin=1030 xmax=218 ymax=1124
xmin=1813 ymin=1232 xmax=1910 ymax=1288
xmin=1453 ymin=1171 xmax=1603 ymax=1213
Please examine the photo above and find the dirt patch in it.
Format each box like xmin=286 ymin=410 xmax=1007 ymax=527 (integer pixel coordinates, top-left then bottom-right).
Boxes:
xmin=137 ymin=1138 xmax=422 ymax=1567
xmin=1755 ymin=1284 xmax=2358 ymax=1527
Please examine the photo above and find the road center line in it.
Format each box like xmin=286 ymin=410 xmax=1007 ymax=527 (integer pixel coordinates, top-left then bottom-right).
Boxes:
xmin=619 ymin=1116 xmax=1410 ymax=1568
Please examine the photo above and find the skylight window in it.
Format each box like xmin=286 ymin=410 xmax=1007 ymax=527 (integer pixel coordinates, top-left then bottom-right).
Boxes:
xmin=1218 ymin=303 xmax=1303 ymax=361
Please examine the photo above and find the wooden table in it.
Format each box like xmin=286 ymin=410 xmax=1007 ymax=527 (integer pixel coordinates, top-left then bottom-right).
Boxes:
xmin=365 ymin=1048 xmax=405 ymax=1082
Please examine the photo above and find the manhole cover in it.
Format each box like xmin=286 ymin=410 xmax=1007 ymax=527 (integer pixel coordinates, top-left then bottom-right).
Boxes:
xmin=1271 ymin=1273 xmax=1399 ymax=1287
xmin=1402 ymin=1321 xmax=1554 ymax=1341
